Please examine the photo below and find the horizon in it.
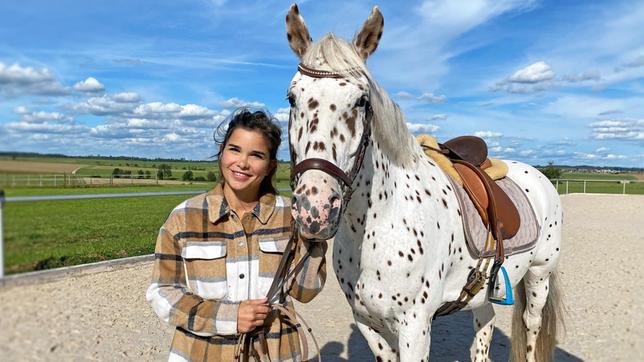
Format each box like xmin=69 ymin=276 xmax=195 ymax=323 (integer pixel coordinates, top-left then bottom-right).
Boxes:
xmin=1 ymin=1 xmax=643 ymax=168
xmin=2 ymin=150 xmax=642 ymax=171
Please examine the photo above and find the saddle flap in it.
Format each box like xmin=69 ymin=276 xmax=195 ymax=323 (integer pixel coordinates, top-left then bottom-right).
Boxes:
xmin=453 ymin=163 xmax=489 ymax=225
xmin=442 ymin=136 xmax=488 ymax=166
xmin=481 ymin=170 xmax=521 ymax=239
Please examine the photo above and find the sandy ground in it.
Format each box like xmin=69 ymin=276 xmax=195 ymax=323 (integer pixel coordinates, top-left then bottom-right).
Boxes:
xmin=0 ymin=194 xmax=642 ymax=361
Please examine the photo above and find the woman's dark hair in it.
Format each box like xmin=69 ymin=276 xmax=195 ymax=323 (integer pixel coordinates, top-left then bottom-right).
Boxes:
xmin=214 ymin=108 xmax=282 ymax=195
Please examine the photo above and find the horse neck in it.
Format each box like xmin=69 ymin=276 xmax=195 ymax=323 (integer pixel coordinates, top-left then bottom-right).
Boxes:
xmin=344 ymin=134 xmax=445 ymax=234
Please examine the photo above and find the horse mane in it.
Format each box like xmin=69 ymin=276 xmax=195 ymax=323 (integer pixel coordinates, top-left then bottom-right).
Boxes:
xmin=302 ymin=34 xmax=419 ymax=167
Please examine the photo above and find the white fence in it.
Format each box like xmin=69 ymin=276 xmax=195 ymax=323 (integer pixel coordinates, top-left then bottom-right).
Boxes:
xmin=0 ymin=173 xmax=170 ymax=187
xmin=552 ymin=178 xmax=643 ymax=195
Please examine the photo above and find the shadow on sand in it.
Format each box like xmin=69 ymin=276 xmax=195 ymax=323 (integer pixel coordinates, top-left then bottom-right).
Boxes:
xmin=316 ymin=311 xmax=582 ymax=361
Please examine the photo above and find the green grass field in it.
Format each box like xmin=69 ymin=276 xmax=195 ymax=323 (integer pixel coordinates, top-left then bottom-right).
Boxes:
xmin=3 ymin=195 xmax=189 ymax=274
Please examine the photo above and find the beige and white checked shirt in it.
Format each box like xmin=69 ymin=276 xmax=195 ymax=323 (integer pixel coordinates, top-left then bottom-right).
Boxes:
xmin=146 ymin=182 xmax=327 ymax=361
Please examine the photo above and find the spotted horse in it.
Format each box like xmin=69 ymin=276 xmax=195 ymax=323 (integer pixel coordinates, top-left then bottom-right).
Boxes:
xmin=285 ymin=4 xmax=564 ymax=362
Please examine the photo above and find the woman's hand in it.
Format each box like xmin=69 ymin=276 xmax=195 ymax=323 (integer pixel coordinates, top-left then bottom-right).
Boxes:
xmin=237 ymin=298 xmax=270 ymax=333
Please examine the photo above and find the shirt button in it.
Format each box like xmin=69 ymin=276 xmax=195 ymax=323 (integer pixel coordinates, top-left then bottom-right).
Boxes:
xmin=239 ymin=273 xmax=245 ymax=279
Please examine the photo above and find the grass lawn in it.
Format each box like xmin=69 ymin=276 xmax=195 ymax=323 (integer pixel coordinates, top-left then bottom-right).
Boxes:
xmin=3 ymin=195 xmax=189 ymax=274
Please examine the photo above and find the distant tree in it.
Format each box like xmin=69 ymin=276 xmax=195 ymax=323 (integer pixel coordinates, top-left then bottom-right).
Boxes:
xmin=540 ymin=161 xmax=562 ymax=180
xmin=182 ymin=170 xmax=194 ymax=181
xmin=194 ymin=176 xmax=206 ymax=182
xmin=206 ymin=171 xmax=217 ymax=182
xmin=157 ymin=164 xmax=172 ymax=180
xmin=145 ymin=170 xmax=152 ymax=179
xmin=137 ymin=169 xmax=144 ymax=179
xmin=112 ymin=168 xmax=121 ymax=178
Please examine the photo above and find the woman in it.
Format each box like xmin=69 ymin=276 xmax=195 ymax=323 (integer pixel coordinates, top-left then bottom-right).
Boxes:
xmin=147 ymin=109 xmax=327 ymax=361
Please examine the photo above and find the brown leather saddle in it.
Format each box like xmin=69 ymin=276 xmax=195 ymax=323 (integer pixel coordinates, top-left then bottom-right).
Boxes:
xmin=441 ymin=136 xmax=520 ymax=241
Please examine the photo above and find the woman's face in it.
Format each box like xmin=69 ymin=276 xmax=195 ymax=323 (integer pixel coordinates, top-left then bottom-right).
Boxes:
xmin=220 ymin=127 xmax=274 ymax=198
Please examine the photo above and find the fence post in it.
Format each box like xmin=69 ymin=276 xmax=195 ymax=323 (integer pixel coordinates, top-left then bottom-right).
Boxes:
xmin=623 ymin=181 xmax=626 ymax=195
xmin=583 ymin=180 xmax=587 ymax=193
xmin=566 ymin=180 xmax=569 ymax=194
xmin=0 ymin=190 xmax=4 ymax=278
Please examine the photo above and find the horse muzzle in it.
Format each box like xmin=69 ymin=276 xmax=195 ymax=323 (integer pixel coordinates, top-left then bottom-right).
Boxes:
xmin=291 ymin=190 xmax=342 ymax=240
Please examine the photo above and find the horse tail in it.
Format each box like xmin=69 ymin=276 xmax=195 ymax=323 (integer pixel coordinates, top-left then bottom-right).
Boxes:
xmin=511 ymin=270 xmax=565 ymax=362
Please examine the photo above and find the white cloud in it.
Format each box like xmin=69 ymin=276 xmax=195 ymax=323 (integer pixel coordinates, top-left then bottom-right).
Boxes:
xmin=5 ymin=121 xmax=84 ymax=134
xmin=590 ymin=119 xmax=643 ymax=140
xmin=13 ymin=106 xmax=29 ymax=114
xmin=73 ymin=77 xmax=105 ymax=93
xmin=73 ymin=92 xmax=143 ymax=115
xmin=178 ymin=104 xmax=214 ymax=118
xmin=406 ymin=122 xmax=440 ymax=134
xmin=561 ymin=71 xmax=601 ymax=83
xmin=395 ymin=91 xmax=415 ymax=99
xmin=509 ymin=61 xmax=554 ymax=83
xmin=273 ymin=107 xmax=290 ymax=122
xmin=431 ymin=114 xmax=448 ymax=121
xmin=0 ymin=62 xmax=68 ymax=96
xmin=220 ymin=97 xmax=265 ymax=109
xmin=474 ymin=130 xmax=503 ymax=138
xmin=418 ymin=92 xmax=447 ymax=104
xmin=574 ymin=152 xmax=627 ymax=160
xmin=492 ymin=61 xmax=555 ymax=93
xmin=163 ymin=132 xmax=181 ymax=142
xmin=112 ymin=92 xmax=141 ymax=103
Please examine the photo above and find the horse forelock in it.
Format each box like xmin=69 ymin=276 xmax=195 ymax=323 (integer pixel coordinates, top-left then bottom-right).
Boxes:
xmin=299 ymin=34 xmax=420 ymax=167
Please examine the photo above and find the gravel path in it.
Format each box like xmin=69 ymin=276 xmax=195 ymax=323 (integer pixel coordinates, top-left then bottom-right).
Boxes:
xmin=1 ymin=194 xmax=642 ymax=361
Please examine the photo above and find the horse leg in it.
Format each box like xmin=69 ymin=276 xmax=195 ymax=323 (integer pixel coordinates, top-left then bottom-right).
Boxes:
xmin=470 ymin=303 xmax=495 ymax=362
xmin=511 ymin=266 xmax=563 ymax=362
xmin=355 ymin=320 xmax=398 ymax=362
xmin=397 ymin=315 xmax=431 ymax=362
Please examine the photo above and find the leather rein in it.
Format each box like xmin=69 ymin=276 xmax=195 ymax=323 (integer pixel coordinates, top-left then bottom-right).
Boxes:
xmin=289 ymin=63 xmax=373 ymax=223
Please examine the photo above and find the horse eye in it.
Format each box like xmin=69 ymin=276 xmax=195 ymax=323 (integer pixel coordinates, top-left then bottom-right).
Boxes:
xmin=287 ymin=94 xmax=296 ymax=107
xmin=356 ymin=96 xmax=368 ymax=108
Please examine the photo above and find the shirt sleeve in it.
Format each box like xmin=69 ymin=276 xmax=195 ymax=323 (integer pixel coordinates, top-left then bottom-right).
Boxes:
xmin=146 ymin=214 xmax=240 ymax=336
xmin=287 ymin=239 xmax=328 ymax=303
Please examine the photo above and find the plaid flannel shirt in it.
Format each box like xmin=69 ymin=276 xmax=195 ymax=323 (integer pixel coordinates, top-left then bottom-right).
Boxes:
xmin=146 ymin=183 xmax=327 ymax=362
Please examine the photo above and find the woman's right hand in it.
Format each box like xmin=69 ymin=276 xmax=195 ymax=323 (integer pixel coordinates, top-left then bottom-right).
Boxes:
xmin=237 ymin=298 xmax=270 ymax=333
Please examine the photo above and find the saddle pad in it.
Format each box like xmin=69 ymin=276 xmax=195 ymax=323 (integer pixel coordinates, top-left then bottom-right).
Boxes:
xmin=449 ymin=176 xmax=540 ymax=258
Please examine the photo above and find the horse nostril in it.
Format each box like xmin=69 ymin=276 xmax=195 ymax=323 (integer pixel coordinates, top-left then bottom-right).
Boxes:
xmin=329 ymin=194 xmax=341 ymax=209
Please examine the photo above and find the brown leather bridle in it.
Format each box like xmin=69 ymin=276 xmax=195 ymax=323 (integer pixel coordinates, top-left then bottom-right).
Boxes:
xmin=289 ymin=63 xmax=373 ymax=231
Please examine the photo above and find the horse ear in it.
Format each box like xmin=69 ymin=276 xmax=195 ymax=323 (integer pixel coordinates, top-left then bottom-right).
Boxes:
xmin=286 ymin=4 xmax=312 ymax=59
xmin=353 ymin=6 xmax=384 ymax=61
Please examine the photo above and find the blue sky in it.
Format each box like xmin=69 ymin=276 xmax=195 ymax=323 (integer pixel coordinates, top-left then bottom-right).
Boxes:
xmin=0 ymin=0 xmax=642 ymax=167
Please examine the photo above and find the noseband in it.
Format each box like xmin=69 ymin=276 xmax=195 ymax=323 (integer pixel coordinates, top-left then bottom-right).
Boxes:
xmin=289 ymin=63 xmax=372 ymax=226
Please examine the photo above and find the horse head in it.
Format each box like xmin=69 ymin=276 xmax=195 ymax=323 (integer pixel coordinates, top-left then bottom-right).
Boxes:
xmin=285 ymin=4 xmax=384 ymax=240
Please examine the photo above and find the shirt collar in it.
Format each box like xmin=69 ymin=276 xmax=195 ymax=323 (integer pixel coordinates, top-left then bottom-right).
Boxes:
xmin=206 ymin=182 xmax=276 ymax=224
